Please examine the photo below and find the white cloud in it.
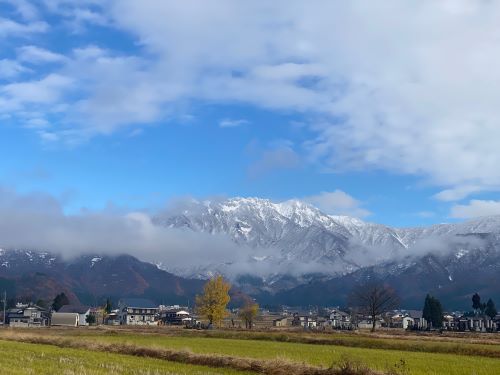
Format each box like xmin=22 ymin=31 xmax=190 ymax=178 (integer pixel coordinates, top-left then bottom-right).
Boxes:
xmin=450 ymin=200 xmax=500 ymax=219
xmin=0 ymin=187 xmax=246 ymax=269
xmin=247 ymin=141 xmax=301 ymax=178
xmin=303 ymin=190 xmax=371 ymax=218
xmin=219 ymin=118 xmax=249 ymax=128
xmin=433 ymin=186 xmax=484 ymax=202
xmin=0 ymin=59 xmax=30 ymax=79
xmin=1 ymin=74 xmax=73 ymax=108
xmin=97 ymin=1 xmax=500 ymax=198
xmin=1 ymin=0 xmax=39 ymax=20
xmin=0 ymin=17 xmax=47 ymax=37
xmin=17 ymin=45 xmax=67 ymax=64
xmin=2 ymin=1 xmax=500 ymax=199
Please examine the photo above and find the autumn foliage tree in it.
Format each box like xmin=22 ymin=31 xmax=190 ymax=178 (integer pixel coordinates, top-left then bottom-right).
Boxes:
xmin=196 ymin=275 xmax=231 ymax=327
xmin=238 ymin=297 xmax=259 ymax=329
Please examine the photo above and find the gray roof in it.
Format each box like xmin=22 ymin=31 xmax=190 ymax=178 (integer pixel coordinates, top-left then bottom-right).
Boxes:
xmin=58 ymin=305 xmax=90 ymax=314
xmin=119 ymin=298 xmax=157 ymax=309
xmin=406 ymin=310 xmax=423 ymax=319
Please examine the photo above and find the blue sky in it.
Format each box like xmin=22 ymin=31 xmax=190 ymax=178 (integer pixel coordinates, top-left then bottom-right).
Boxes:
xmin=2 ymin=1 xmax=500 ymax=227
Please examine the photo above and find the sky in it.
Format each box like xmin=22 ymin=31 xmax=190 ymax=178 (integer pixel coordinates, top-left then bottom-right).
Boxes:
xmin=2 ymin=0 xmax=500 ymax=228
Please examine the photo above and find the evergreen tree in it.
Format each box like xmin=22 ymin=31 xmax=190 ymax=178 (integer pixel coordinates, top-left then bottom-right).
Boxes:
xmin=422 ymin=294 xmax=444 ymax=329
xmin=472 ymin=293 xmax=481 ymax=313
xmin=485 ymin=298 xmax=497 ymax=319
xmin=432 ymin=297 xmax=444 ymax=328
xmin=86 ymin=314 xmax=96 ymax=325
xmin=422 ymin=294 xmax=432 ymax=327
xmin=52 ymin=292 xmax=69 ymax=312
xmin=104 ymin=298 xmax=112 ymax=314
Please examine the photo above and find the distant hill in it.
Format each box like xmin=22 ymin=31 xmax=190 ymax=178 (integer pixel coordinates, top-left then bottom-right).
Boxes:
xmin=0 ymin=250 xmax=204 ymax=306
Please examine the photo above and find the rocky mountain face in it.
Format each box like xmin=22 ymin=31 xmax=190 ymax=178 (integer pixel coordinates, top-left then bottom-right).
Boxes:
xmin=153 ymin=198 xmax=409 ymax=278
xmin=154 ymin=198 xmax=500 ymax=308
xmin=1 ymin=197 xmax=500 ymax=309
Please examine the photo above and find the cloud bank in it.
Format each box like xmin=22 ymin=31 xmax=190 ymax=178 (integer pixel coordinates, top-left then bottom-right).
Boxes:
xmin=303 ymin=190 xmax=371 ymax=218
xmin=0 ymin=187 xmax=250 ymax=271
xmin=450 ymin=200 xmax=500 ymax=219
xmin=2 ymin=1 xmax=500 ymax=199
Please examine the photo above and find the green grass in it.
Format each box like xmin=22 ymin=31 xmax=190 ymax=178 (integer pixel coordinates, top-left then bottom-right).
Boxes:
xmin=0 ymin=339 xmax=254 ymax=375
xmin=181 ymin=329 xmax=500 ymax=357
xmin=78 ymin=332 xmax=500 ymax=375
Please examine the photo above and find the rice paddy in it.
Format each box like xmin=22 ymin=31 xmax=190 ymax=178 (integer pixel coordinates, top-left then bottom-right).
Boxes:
xmin=1 ymin=327 xmax=499 ymax=374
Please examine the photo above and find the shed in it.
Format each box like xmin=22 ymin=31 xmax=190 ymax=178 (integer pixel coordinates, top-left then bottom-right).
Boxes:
xmin=58 ymin=305 xmax=91 ymax=326
xmin=51 ymin=312 xmax=79 ymax=327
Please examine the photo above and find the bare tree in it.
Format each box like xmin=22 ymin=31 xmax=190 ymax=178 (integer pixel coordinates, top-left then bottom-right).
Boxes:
xmin=348 ymin=280 xmax=400 ymax=332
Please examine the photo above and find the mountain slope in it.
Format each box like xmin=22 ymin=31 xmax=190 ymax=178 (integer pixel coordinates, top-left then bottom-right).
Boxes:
xmin=154 ymin=197 xmax=500 ymax=308
xmin=2 ymin=197 xmax=500 ymax=309
xmin=0 ymin=250 xmax=204 ymax=305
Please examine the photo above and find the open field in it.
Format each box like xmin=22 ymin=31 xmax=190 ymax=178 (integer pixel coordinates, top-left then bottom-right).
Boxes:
xmin=0 ymin=339 xmax=254 ymax=375
xmin=1 ymin=327 xmax=500 ymax=374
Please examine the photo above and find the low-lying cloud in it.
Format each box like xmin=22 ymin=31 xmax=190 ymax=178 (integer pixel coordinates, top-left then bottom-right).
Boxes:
xmin=0 ymin=187 xmax=250 ymax=271
xmin=0 ymin=187 xmax=492 ymax=281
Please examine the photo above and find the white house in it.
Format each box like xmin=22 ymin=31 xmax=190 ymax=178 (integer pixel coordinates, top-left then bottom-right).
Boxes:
xmin=402 ymin=316 xmax=414 ymax=329
xmin=118 ymin=298 xmax=158 ymax=325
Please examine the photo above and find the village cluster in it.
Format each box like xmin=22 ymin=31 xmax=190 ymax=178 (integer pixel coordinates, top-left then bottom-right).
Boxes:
xmin=2 ymin=297 xmax=500 ymax=333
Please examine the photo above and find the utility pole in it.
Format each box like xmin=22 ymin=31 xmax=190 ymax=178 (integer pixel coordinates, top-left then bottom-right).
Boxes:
xmin=2 ymin=291 xmax=6 ymax=327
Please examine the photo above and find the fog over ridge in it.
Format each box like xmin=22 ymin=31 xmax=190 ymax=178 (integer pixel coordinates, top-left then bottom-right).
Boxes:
xmin=0 ymin=187 xmax=494 ymax=280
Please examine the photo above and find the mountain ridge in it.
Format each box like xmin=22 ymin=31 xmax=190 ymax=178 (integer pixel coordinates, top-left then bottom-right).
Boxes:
xmin=1 ymin=197 xmax=500 ymax=309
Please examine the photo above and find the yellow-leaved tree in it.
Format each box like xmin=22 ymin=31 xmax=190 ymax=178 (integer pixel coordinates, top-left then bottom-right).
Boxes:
xmin=195 ymin=275 xmax=231 ymax=327
xmin=238 ymin=297 xmax=259 ymax=329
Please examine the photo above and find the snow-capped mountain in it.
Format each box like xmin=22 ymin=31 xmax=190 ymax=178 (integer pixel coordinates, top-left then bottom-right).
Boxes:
xmin=153 ymin=197 xmax=500 ymax=281
xmin=151 ymin=197 xmax=500 ymax=307
xmin=2 ymin=197 xmax=500 ymax=308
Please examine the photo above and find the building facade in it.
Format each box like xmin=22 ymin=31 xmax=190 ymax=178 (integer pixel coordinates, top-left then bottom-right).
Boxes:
xmin=118 ymin=298 xmax=158 ymax=325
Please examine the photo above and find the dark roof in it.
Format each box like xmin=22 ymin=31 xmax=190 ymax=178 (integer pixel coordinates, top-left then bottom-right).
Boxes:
xmin=58 ymin=305 xmax=91 ymax=314
xmin=407 ymin=310 xmax=423 ymax=319
xmin=119 ymin=298 xmax=157 ymax=309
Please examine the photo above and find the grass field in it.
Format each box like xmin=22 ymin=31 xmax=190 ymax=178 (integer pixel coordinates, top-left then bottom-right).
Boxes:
xmin=0 ymin=339 xmax=254 ymax=375
xmin=78 ymin=332 xmax=500 ymax=375
xmin=1 ymin=328 xmax=500 ymax=375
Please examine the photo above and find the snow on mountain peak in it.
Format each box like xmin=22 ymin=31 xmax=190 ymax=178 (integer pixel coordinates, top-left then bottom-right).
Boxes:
xmin=153 ymin=196 xmax=500 ymax=282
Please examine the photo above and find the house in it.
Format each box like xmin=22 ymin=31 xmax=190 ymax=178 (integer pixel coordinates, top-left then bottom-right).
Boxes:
xmin=356 ymin=317 xmax=382 ymax=330
xmin=273 ymin=316 xmax=288 ymax=327
xmin=405 ymin=310 xmax=427 ymax=330
xmin=402 ymin=316 xmax=414 ymax=329
xmin=328 ymin=309 xmax=352 ymax=329
xmin=160 ymin=308 xmax=192 ymax=325
xmin=104 ymin=309 xmax=120 ymax=325
xmin=6 ymin=303 xmax=50 ymax=327
xmin=51 ymin=312 xmax=79 ymax=327
xmin=292 ymin=313 xmax=317 ymax=328
xmin=58 ymin=305 xmax=91 ymax=326
xmin=118 ymin=298 xmax=158 ymax=325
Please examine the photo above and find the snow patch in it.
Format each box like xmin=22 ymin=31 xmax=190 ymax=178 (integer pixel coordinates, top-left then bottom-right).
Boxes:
xmin=90 ymin=257 xmax=102 ymax=267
